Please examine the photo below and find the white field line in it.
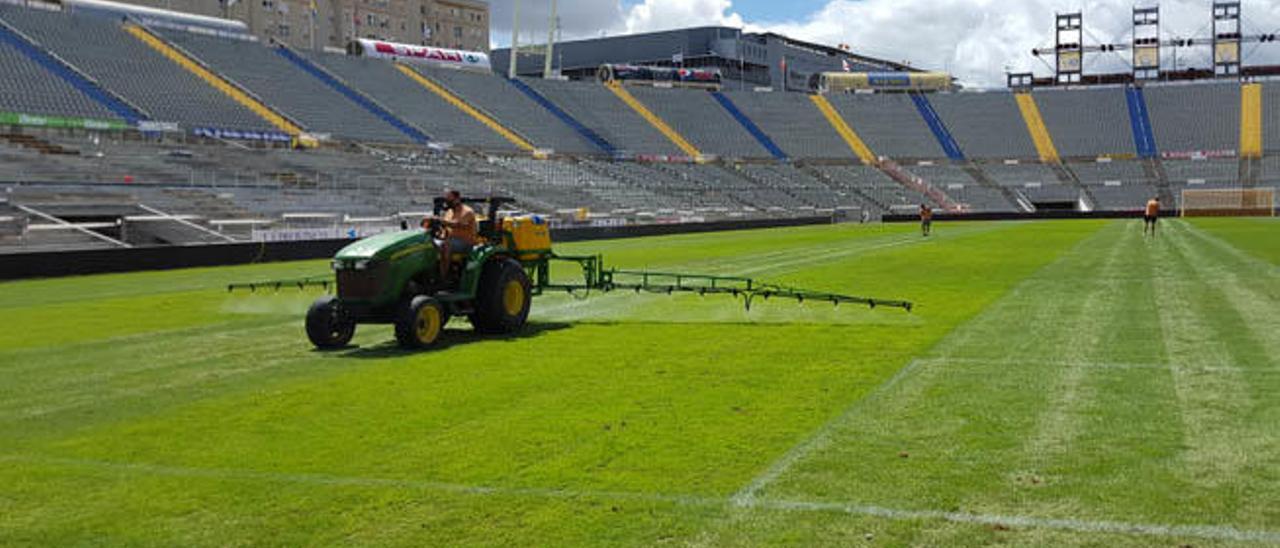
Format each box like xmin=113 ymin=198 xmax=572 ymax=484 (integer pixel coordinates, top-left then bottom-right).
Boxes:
xmin=0 ymin=350 xmax=314 ymax=422
xmin=730 ymin=223 xmax=1112 ymax=505
xmin=729 ymin=358 xmax=926 ymax=507
xmin=0 ymin=318 xmax=297 ymax=374
xmin=5 ymin=454 xmax=1280 ymax=544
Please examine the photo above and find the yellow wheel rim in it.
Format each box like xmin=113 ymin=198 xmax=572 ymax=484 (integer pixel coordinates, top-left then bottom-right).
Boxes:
xmin=502 ymin=280 xmax=525 ymax=316
xmin=415 ymin=304 xmax=442 ymax=344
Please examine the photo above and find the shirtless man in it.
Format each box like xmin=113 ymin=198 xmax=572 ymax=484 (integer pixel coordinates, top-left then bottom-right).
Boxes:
xmin=424 ymin=189 xmax=479 ymax=281
xmin=1144 ymin=196 xmax=1160 ymax=237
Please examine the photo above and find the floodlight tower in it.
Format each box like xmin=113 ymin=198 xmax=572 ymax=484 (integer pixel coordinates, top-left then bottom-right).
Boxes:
xmin=1133 ymin=6 xmax=1160 ymax=81
xmin=508 ymin=0 xmax=521 ymax=79
xmin=1055 ymin=12 xmax=1083 ymax=84
xmin=543 ymin=0 xmax=557 ymax=79
xmin=1213 ymin=1 xmax=1241 ymax=77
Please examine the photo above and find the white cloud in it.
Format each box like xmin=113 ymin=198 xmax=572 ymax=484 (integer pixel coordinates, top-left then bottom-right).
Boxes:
xmin=489 ymin=0 xmax=1280 ymax=88
xmin=488 ymin=0 xmax=748 ymax=45
xmin=622 ymin=0 xmax=746 ymax=34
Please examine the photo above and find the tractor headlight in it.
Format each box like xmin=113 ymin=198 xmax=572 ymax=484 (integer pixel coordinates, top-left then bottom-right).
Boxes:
xmin=331 ymin=259 xmax=344 ymax=271
xmin=353 ymin=260 xmax=371 ymax=271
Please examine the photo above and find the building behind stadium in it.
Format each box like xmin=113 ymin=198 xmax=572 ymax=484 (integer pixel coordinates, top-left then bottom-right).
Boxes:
xmin=73 ymin=0 xmax=490 ymax=52
xmin=491 ymin=27 xmax=921 ymax=92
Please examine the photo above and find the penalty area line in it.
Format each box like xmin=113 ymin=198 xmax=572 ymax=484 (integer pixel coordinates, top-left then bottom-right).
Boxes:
xmin=729 ymin=358 xmax=927 ymax=506
xmin=4 ymin=454 xmax=1280 ymax=543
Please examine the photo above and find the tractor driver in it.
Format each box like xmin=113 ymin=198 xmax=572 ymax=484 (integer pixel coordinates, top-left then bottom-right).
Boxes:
xmin=424 ymin=189 xmax=479 ymax=281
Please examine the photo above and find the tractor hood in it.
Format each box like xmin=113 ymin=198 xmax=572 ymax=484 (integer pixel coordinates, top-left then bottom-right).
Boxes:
xmin=334 ymin=230 xmax=430 ymax=262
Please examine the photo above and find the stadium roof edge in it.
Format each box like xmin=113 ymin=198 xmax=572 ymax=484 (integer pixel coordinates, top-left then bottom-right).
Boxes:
xmin=752 ymin=32 xmax=920 ymax=73
xmin=493 ymin=25 xmax=922 ymax=73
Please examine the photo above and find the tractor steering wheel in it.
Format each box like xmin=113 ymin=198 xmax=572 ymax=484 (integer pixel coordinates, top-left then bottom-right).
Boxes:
xmin=422 ymin=217 xmax=446 ymax=239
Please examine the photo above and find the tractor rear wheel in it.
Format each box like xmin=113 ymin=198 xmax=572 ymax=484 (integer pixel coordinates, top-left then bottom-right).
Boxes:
xmin=395 ymin=296 xmax=446 ymax=349
xmin=470 ymin=258 xmax=531 ymax=334
xmin=305 ymin=296 xmax=355 ymax=350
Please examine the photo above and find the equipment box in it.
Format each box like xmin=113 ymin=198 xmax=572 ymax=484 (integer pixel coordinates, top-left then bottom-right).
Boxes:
xmin=502 ymin=216 xmax=551 ymax=259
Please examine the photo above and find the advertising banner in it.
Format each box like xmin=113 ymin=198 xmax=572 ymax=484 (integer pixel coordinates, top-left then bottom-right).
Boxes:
xmin=0 ymin=112 xmax=129 ymax=131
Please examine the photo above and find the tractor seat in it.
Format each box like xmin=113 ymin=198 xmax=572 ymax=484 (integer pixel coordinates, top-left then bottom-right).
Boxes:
xmin=434 ymin=238 xmax=472 ymax=264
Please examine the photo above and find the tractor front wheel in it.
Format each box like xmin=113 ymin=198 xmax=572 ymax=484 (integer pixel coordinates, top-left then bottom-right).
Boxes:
xmin=395 ymin=296 xmax=446 ymax=349
xmin=305 ymin=296 xmax=356 ymax=350
xmin=471 ymin=258 xmax=532 ymax=334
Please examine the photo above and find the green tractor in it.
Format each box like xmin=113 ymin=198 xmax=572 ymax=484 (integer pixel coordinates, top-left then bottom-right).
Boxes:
xmin=300 ymin=196 xmax=542 ymax=349
xmin=231 ymin=196 xmax=914 ymax=351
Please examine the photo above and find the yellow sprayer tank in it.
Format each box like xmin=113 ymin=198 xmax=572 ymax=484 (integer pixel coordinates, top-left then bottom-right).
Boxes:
xmin=502 ymin=216 xmax=552 ymax=260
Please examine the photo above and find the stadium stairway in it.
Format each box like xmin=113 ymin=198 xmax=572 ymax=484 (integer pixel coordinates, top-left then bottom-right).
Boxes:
xmin=910 ymin=92 xmax=964 ymax=161
xmin=709 ymin=91 xmax=787 ymax=160
xmin=0 ymin=16 xmax=144 ymax=125
xmin=124 ymin=24 xmax=302 ymax=137
xmin=810 ymin=94 xmax=876 ymax=165
xmin=603 ymin=82 xmax=701 ymax=159
xmin=275 ymin=46 xmax=428 ymax=144
xmin=1014 ymin=93 xmax=1061 ymax=163
xmin=506 ymin=78 xmax=615 ymax=156
xmin=879 ymin=158 xmax=959 ymax=210
xmin=390 ymin=64 xmax=533 ymax=152
xmin=1124 ymin=86 xmax=1158 ymax=158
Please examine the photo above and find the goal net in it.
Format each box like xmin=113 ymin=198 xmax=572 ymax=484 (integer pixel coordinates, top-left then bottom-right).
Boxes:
xmin=1180 ymin=188 xmax=1276 ymax=217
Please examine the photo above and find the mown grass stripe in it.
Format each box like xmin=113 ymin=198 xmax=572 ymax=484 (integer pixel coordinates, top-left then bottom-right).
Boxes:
xmin=5 ymin=454 xmax=1279 ymax=543
xmin=731 ymin=222 xmax=1109 ymax=504
xmin=1149 ymin=223 xmax=1259 ymax=487
xmin=1023 ymin=222 xmax=1132 ymax=461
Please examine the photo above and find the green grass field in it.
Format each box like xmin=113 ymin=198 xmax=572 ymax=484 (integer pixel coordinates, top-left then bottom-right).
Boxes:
xmin=1 ymin=218 xmax=1277 ymax=546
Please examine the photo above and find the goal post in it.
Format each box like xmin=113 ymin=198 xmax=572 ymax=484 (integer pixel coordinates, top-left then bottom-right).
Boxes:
xmin=1180 ymin=188 xmax=1276 ymax=217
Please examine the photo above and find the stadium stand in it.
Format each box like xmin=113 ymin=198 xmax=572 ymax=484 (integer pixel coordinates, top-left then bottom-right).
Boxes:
xmin=1262 ymin=82 xmax=1280 ymax=153
xmin=521 ymin=78 xmax=681 ymax=156
xmin=156 ymin=28 xmax=409 ymax=143
xmin=721 ymin=90 xmax=851 ymax=159
xmin=1124 ymin=86 xmax=1159 ymax=158
xmin=928 ymin=92 xmax=1038 ymax=159
xmin=827 ymin=93 xmax=941 ymax=159
xmin=905 ymin=162 xmax=1018 ymax=212
xmin=0 ymin=1 xmax=1274 ymax=255
xmin=710 ymin=91 xmax=787 ymax=160
xmin=0 ymin=5 xmax=274 ymax=131
xmin=0 ymin=22 xmax=119 ymax=120
xmin=1066 ymin=159 xmax=1159 ymax=210
xmin=279 ymin=47 xmax=428 ymax=144
xmin=420 ymin=67 xmax=599 ymax=155
xmin=813 ymin=165 xmax=931 ymax=213
xmin=302 ymin=51 xmax=520 ymax=150
xmin=1034 ymin=86 xmax=1135 ymax=158
xmin=1162 ymin=158 xmax=1239 ymax=185
xmin=982 ymin=162 xmax=1059 ymax=186
xmin=1144 ymin=82 xmax=1239 ymax=154
xmin=909 ymin=93 xmax=965 ymax=160
xmin=628 ymin=87 xmax=764 ymax=159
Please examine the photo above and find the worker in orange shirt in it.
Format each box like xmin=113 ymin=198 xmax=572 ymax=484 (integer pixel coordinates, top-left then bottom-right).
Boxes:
xmin=1144 ymin=196 xmax=1160 ymax=237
